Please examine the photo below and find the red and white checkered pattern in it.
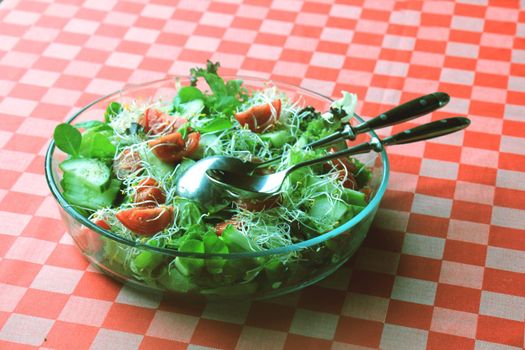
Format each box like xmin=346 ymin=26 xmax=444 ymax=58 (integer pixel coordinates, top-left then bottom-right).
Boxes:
xmin=0 ymin=0 xmax=524 ymax=349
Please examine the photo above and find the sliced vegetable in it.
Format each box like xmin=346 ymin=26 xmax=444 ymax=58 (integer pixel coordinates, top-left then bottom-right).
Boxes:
xmin=60 ymin=158 xmax=111 ymax=191
xmin=184 ymin=132 xmax=200 ymax=157
xmin=95 ymin=220 xmax=111 ymax=230
xmin=260 ymin=129 xmax=292 ymax=147
xmin=116 ymin=206 xmax=173 ymax=236
xmin=61 ymin=173 xmax=120 ymax=210
xmin=148 ymin=132 xmax=186 ymax=164
xmin=235 ymin=99 xmax=281 ymax=132
xmin=139 ymin=108 xmax=187 ymax=135
xmin=113 ymin=149 xmax=142 ymax=178
xmin=134 ymin=177 xmax=166 ymax=206
xmin=309 ymin=195 xmax=349 ymax=225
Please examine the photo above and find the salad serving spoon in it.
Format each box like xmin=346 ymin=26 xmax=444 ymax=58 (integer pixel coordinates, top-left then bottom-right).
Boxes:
xmin=175 ymin=92 xmax=449 ymax=209
xmin=206 ymin=117 xmax=471 ymax=200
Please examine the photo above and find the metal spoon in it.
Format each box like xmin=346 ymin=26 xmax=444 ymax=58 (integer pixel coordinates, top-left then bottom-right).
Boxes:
xmin=175 ymin=92 xmax=450 ymax=210
xmin=206 ymin=117 xmax=471 ymax=200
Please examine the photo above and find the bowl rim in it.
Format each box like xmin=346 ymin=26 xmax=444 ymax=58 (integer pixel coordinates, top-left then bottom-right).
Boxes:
xmin=45 ymin=75 xmax=390 ymax=258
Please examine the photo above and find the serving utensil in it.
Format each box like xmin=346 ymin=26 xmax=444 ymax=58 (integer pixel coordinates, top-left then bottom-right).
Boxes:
xmin=175 ymin=92 xmax=450 ymax=209
xmin=206 ymin=117 xmax=470 ymax=200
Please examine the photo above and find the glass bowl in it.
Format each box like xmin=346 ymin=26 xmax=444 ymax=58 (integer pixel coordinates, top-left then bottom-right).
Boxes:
xmin=45 ymin=77 xmax=389 ymax=300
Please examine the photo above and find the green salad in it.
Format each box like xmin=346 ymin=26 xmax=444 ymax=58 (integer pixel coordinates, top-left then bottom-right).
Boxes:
xmin=53 ymin=61 xmax=373 ymax=295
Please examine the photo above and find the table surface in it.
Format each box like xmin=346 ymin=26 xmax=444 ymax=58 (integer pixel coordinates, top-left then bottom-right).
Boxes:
xmin=0 ymin=0 xmax=524 ymax=349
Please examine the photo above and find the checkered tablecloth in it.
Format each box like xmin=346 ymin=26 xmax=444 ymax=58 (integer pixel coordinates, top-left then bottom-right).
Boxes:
xmin=0 ymin=0 xmax=524 ymax=349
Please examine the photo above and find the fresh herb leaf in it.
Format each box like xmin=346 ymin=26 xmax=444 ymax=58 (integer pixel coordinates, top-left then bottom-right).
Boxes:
xmin=75 ymin=120 xmax=113 ymax=133
xmin=177 ymin=123 xmax=190 ymax=140
xmin=189 ymin=60 xmax=247 ymax=116
xmin=79 ymin=130 xmax=116 ymax=159
xmin=104 ymin=102 xmax=122 ymax=123
xmin=54 ymin=123 xmax=82 ymax=157
xmin=194 ymin=117 xmax=233 ymax=134
xmin=175 ymin=86 xmax=205 ymax=104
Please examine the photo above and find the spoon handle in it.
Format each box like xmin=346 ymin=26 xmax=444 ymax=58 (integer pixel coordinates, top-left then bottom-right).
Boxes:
xmin=289 ymin=117 xmax=470 ymax=174
xmin=352 ymin=92 xmax=450 ymax=134
xmin=303 ymin=92 xmax=450 ymax=149
xmin=381 ymin=116 xmax=470 ymax=146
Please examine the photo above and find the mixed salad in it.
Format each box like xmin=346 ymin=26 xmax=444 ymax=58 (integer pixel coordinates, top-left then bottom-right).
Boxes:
xmin=53 ymin=61 xmax=373 ymax=296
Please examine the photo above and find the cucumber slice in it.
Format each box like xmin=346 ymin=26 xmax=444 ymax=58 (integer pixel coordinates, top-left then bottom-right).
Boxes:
xmin=260 ymin=129 xmax=292 ymax=148
xmin=309 ymin=195 xmax=349 ymax=223
xmin=59 ymin=158 xmax=111 ymax=191
xmin=61 ymin=173 xmax=121 ymax=210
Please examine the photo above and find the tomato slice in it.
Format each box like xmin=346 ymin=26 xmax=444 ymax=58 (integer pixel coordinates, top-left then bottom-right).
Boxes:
xmin=114 ymin=149 xmax=142 ymax=178
xmin=95 ymin=219 xmax=111 ymax=230
xmin=134 ymin=177 xmax=166 ymax=206
xmin=235 ymin=99 xmax=281 ymax=132
xmin=214 ymin=220 xmax=240 ymax=236
xmin=148 ymin=132 xmax=186 ymax=164
xmin=139 ymin=108 xmax=187 ymax=135
xmin=116 ymin=206 xmax=173 ymax=236
xmin=183 ymin=132 xmax=200 ymax=157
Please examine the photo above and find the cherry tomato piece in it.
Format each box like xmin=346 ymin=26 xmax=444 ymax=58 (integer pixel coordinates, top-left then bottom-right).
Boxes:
xmin=215 ymin=220 xmax=240 ymax=236
xmin=148 ymin=132 xmax=186 ymax=164
xmin=114 ymin=149 xmax=142 ymax=178
xmin=183 ymin=132 xmax=200 ymax=157
xmin=235 ymin=99 xmax=281 ymax=132
xmin=134 ymin=177 xmax=166 ymax=206
xmin=95 ymin=220 xmax=111 ymax=230
xmin=139 ymin=108 xmax=187 ymax=135
xmin=116 ymin=206 xmax=173 ymax=236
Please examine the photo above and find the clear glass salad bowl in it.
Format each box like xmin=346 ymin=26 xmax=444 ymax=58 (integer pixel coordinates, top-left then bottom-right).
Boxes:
xmin=45 ymin=77 xmax=389 ymax=300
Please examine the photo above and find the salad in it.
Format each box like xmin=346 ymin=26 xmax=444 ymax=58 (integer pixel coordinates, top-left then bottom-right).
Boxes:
xmin=53 ymin=61 xmax=374 ymax=296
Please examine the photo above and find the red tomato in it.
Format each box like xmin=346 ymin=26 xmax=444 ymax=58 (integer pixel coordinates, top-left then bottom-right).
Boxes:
xmin=116 ymin=206 xmax=173 ymax=236
xmin=148 ymin=132 xmax=186 ymax=164
xmin=184 ymin=132 xmax=200 ymax=157
xmin=139 ymin=108 xmax=187 ymax=135
xmin=148 ymin=131 xmax=200 ymax=164
xmin=113 ymin=149 xmax=142 ymax=178
xmin=95 ymin=220 xmax=111 ymax=230
xmin=214 ymin=220 xmax=240 ymax=236
xmin=134 ymin=177 xmax=166 ymax=206
xmin=235 ymin=99 xmax=281 ymax=132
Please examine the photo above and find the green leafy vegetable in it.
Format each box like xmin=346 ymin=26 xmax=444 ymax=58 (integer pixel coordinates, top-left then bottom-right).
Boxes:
xmin=193 ymin=117 xmax=233 ymax=134
xmin=79 ymin=130 xmax=116 ymax=159
xmin=190 ymin=60 xmax=247 ymax=116
xmin=54 ymin=123 xmax=81 ymax=157
xmin=175 ymin=86 xmax=205 ymax=104
xmin=104 ymin=102 xmax=122 ymax=123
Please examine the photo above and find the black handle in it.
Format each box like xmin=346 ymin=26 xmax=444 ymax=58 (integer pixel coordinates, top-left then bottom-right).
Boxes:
xmin=353 ymin=92 xmax=450 ymax=134
xmin=291 ymin=117 xmax=470 ymax=173
xmin=382 ymin=117 xmax=470 ymax=146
